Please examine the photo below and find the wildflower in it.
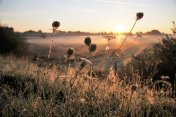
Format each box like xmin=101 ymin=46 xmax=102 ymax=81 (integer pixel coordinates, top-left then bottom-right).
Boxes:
xmin=84 ymin=37 xmax=91 ymax=47
xmin=48 ymin=21 xmax=60 ymax=58
xmin=89 ymin=44 xmax=97 ymax=53
xmin=67 ymin=48 xmax=74 ymax=57
xmin=80 ymin=57 xmax=92 ymax=65
xmin=119 ymin=12 xmax=144 ymax=49
xmin=136 ymin=12 xmax=144 ymax=20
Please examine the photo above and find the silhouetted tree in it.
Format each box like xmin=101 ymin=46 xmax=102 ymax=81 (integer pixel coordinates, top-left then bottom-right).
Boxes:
xmin=0 ymin=26 xmax=28 ymax=55
xmin=146 ymin=30 xmax=162 ymax=35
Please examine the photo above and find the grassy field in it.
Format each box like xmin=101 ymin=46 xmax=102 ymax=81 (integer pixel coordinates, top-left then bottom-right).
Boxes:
xmin=1 ymin=54 xmax=176 ymax=117
xmin=1 ymin=35 xmax=176 ymax=116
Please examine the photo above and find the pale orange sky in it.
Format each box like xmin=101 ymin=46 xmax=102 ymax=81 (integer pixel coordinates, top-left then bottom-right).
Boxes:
xmin=0 ymin=0 xmax=176 ymax=33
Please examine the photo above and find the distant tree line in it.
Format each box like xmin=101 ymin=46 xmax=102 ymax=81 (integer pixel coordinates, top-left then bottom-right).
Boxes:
xmin=22 ymin=29 xmax=164 ymax=38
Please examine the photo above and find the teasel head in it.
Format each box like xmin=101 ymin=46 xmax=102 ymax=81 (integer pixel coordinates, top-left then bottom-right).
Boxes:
xmin=136 ymin=12 xmax=144 ymax=20
xmin=84 ymin=37 xmax=91 ymax=47
xmin=89 ymin=44 xmax=97 ymax=53
xmin=67 ymin=48 xmax=74 ymax=58
xmin=52 ymin=21 xmax=60 ymax=31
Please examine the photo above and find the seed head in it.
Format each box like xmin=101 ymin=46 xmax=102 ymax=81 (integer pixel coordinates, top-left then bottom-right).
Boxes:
xmin=136 ymin=12 xmax=144 ymax=20
xmin=52 ymin=21 xmax=60 ymax=30
xmin=104 ymin=35 xmax=116 ymax=40
xmin=84 ymin=37 xmax=91 ymax=46
xmin=79 ymin=61 xmax=87 ymax=70
xmin=67 ymin=48 xmax=74 ymax=57
xmin=89 ymin=44 xmax=97 ymax=53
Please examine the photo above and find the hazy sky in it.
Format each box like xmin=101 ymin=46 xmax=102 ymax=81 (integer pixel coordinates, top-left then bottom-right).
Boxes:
xmin=0 ymin=0 xmax=176 ymax=33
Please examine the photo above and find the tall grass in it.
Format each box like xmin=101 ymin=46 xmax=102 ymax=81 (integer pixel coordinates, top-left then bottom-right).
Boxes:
xmin=0 ymin=55 xmax=176 ymax=117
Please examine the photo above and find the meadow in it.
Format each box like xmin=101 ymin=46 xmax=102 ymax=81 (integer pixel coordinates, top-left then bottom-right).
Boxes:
xmin=1 ymin=34 xmax=176 ymax=117
xmin=27 ymin=35 xmax=162 ymax=66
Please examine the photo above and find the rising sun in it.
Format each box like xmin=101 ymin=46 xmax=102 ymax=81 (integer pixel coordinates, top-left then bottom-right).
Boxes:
xmin=115 ymin=24 xmax=125 ymax=33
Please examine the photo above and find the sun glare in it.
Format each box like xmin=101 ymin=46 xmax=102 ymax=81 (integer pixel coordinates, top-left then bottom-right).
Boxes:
xmin=115 ymin=24 xmax=125 ymax=33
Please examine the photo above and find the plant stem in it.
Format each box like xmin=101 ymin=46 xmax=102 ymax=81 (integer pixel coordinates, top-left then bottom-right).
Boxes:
xmin=48 ymin=30 xmax=55 ymax=58
xmin=119 ymin=19 xmax=137 ymax=50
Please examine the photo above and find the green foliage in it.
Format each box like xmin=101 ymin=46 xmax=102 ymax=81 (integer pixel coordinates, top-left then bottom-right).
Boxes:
xmin=0 ymin=26 xmax=28 ymax=56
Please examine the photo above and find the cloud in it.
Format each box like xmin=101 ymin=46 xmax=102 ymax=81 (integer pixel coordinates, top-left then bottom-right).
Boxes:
xmin=94 ymin=0 xmax=149 ymax=7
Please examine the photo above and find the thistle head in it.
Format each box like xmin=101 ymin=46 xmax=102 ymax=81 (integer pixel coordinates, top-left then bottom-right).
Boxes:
xmin=52 ymin=21 xmax=60 ymax=30
xmin=79 ymin=61 xmax=87 ymax=70
xmin=136 ymin=12 xmax=144 ymax=20
xmin=89 ymin=44 xmax=97 ymax=53
xmin=84 ymin=37 xmax=91 ymax=47
xmin=67 ymin=48 xmax=74 ymax=57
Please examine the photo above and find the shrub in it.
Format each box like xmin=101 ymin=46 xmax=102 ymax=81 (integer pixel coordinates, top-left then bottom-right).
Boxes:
xmin=123 ymin=35 xmax=176 ymax=86
xmin=0 ymin=26 xmax=28 ymax=55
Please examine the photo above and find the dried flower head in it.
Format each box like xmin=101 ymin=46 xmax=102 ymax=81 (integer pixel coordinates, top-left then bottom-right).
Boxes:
xmin=52 ymin=21 xmax=60 ymax=29
xmin=67 ymin=48 xmax=74 ymax=57
xmin=136 ymin=12 xmax=144 ymax=20
xmin=89 ymin=44 xmax=97 ymax=53
xmin=84 ymin=37 xmax=91 ymax=47
xmin=79 ymin=61 xmax=87 ymax=70
xmin=104 ymin=35 xmax=116 ymax=40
